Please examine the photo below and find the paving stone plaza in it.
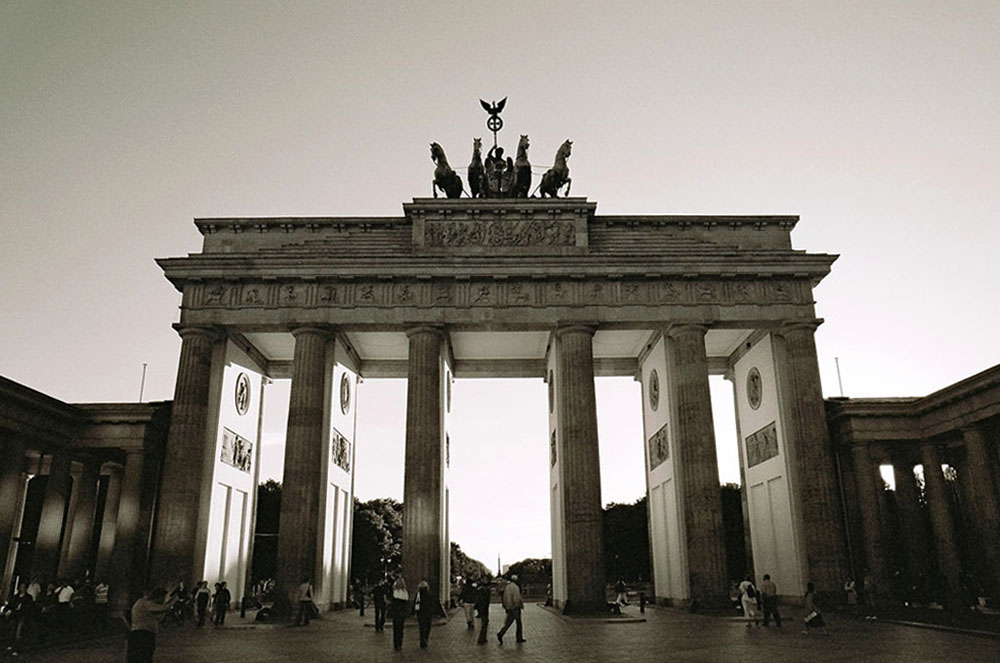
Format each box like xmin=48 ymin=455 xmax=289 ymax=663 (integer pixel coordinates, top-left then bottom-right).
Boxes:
xmin=15 ymin=604 xmax=999 ymax=662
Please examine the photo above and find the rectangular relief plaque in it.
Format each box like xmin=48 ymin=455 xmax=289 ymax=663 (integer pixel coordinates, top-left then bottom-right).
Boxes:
xmin=331 ymin=428 xmax=351 ymax=472
xmin=220 ymin=428 xmax=252 ymax=473
xmin=745 ymin=421 xmax=779 ymax=468
xmin=648 ymin=423 xmax=669 ymax=470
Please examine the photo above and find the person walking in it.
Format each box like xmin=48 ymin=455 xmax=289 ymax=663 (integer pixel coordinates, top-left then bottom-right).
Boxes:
xmin=353 ymin=580 xmax=365 ymax=617
xmin=614 ymin=578 xmax=628 ymax=606
xmin=193 ymin=581 xmax=211 ymax=627
xmin=372 ymin=578 xmax=387 ymax=632
xmin=212 ymin=581 xmax=231 ymax=627
xmin=759 ymin=574 xmax=782 ymax=627
xmin=460 ymin=579 xmax=477 ymax=629
xmin=126 ymin=588 xmax=175 ymax=663
xmin=475 ymin=580 xmax=492 ymax=645
xmin=295 ymin=578 xmax=314 ymax=627
xmin=2 ymin=582 xmax=33 ymax=657
xmin=738 ymin=576 xmax=759 ymax=627
xmin=390 ymin=576 xmax=408 ymax=651
xmin=496 ymin=574 xmax=525 ymax=644
xmin=414 ymin=580 xmax=433 ymax=649
xmin=843 ymin=576 xmax=858 ymax=608
xmin=803 ymin=582 xmax=826 ymax=632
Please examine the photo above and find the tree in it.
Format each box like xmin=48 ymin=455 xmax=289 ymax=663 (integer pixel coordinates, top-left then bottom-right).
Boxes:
xmin=450 ymin=542 xmax=491 ymax=583
xmin=350 ymin=498 xmax=403 ymax=585
xmin=252 ymin=479 xmax=282 ymax=583
xmin=603 ymin=497 xmax=650 ymax=582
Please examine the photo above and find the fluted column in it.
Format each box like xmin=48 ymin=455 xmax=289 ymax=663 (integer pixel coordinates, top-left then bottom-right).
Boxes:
xmin=33 ymin=451 xmax=73 ymax=580
xmin=150 ymin=326 xmax=219 ymax=585
xmin=919 ymin=441 xmax=963 ymax=609
xmin=108 ymin=450 xmax=146 ymax=611
xmin=555 ymin=325 xmax=606 ymax=613
xmin=61 ymin=456 xmax=101 ymax=579
xmin=772 ymin=323 xmax=848 ymax=593
xmin=892 ymin=456 xmax=930 ymax=581
xmin=960 ymin=425 xmax=1000 ymax=596
xmin=665 ymin=324 xmax=726 ymax=603
xmin=401 ymin=326 xmax=447 ymax=611
xmin=94 ymin=466 xmax=122 ymax=583
xmin=276 ymin=327 xmax=331 ymax=605
xmin=851 ymin=444 xmax=888 ymax=604
xmin=0 ymin=436 xmax=27 ymax=584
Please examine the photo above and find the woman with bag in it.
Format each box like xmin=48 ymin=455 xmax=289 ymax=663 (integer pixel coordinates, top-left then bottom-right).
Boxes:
xmin=738 ymin=576 xmax=759 ymax=627
xmin=414 ymin=580 xmax=433 ymax=649
xmin=390 ymin=576 xmax=408 ymax=651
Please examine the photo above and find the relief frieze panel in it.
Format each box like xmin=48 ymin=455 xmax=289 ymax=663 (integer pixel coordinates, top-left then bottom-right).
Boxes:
xmin=424 ymin=218 xmax=577 ymax=248
xmin=648 ymin=423 xmax=670 ymax=471
xmin=189 ymin=277 xmax=809 ymax=310
xmin=745 ymin=421 xmax=779 ymax=468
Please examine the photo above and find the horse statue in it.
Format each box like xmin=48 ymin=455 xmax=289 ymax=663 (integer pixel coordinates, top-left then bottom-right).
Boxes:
xmin=468 ymin=138 xmax=484 ymax=198
xmin=430 ymin=142 xmax=464 ymax=199
xmin=538 ymin=139 xmax=572 ymax=198
xmin=512 ymin=134 xmax=531 ymax=198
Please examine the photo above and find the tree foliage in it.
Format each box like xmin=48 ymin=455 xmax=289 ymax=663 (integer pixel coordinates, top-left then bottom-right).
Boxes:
xmin=350 ymin=498 xmax=403 ymax=586
xmin=450 ymin=542 xmax=491 ymax=583
xmin=603 ymin=497 xmax=650 ymax=582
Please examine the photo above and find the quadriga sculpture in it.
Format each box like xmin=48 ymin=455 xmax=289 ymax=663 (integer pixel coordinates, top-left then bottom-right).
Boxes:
xmin=538 ymin=140 xmax=572 ymax=198
xmin=430 ymin=142 xmax=464 ymax=199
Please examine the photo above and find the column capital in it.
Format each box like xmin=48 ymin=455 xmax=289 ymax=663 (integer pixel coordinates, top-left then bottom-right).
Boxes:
xmin=665 ymin=323 xmax=708 ymax=339
xmin=405 ymin=325 xmax=445 ymax=339
xmin=774 ymin=319 xmax=823 ymax=336
xmin=172 ymin=324 xmax=223 ymax=342
xmin=554 ymin=323 xmax=596 ymax=339
xmin=290 ymin=325 xmax=334 ymax=339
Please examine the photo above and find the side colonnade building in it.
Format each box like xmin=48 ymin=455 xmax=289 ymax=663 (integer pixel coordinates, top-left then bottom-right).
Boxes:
xmin=2 ymin=196 xmax=997 ymax=614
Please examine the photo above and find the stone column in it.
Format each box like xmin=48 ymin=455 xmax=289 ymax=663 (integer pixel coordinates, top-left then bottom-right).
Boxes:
xmin=0 ymin=437 xmax=27 ymax=584
xmin=554 ymin=325 xmax=606 ymax=613
xmin=150 ymin=326 xmax=219 ymax=586
xmin=61 ymin=456 xmax=101 ymax=579
xmin=891 ymin=456 xmax=930 ymax=582
xmin=919 ymin=441 xmax=963 ymax=609
xmin=276 ymin=327 xmax=331 ymax=606
xmin=401 ymin=326 xmax=447 ymax=612
xmin=664 ymin=325 xmax=727 ymax=603
xmin=772 ymin=323 xmax=848 ymax=594
xmin=108 ymin=451 xmax=147 ymax=610
xmin=94 ymin=466 xmax=122 ymax=584
xmin=33 ymin=451 xmax=73 ymax=580
xmin=960 ymin=425 xmax=1000 ymax=596
xmin=850 ymin=444 xmax=888 ymax=604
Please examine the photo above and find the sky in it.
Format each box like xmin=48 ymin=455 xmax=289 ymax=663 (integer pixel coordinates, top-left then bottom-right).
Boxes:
xmin=2 ymin=1 xmax=998 ymax=569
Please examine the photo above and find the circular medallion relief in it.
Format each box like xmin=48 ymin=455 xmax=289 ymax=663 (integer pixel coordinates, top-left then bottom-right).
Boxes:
xmin=340 ymin=373 xmax=352 ymax=414
xmin=648 ymin=369 xmax=660 ymax=411
xmin=235 ymin=372 xmax=251 ymax=416
xmin=746 ymin=367 xmax=762 ymax=410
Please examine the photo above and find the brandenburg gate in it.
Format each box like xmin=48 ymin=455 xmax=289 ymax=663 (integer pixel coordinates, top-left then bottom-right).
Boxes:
xmin=151 ymin=194 xmax=848 ymax=613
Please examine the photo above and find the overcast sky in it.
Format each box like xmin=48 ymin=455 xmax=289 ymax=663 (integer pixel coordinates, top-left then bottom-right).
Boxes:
xmin=3 ymin=2 xmax=998 ymax=568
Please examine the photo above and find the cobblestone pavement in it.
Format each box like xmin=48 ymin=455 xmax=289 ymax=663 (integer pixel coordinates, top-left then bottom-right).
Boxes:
xmin=14 ymin=603 xmax=999 ymax=662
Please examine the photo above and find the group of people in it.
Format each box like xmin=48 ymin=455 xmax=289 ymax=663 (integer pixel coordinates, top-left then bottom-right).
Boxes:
xmin=736 ymin=574 xmax=826 ymax=631
xmin=125 ymin=579 xmax=235 ymax=662
xmin=357 ymin=573 xmax=525 ymax=651
xmin=1 ymin=576 xmax=108 ymax=656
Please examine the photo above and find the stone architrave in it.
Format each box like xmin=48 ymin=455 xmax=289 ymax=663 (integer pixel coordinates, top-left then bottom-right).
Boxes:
xmin=664 ymin=324 xmax=727 ymax=604
xmin=960 ymin=426 xmax=1000 ymax=596
xmin=0 ymin=437 xmax=27 ymax=583
xmin=33 ymin=452 xmax=73 ymax=580
xmin=772 ymin=323 xmax=847 ymax=595
xmin=61 ymin=456 xmax=101 ymax=579
xmin=150 ymin=326 xmax=219 ymax=586
xmin=554 ymin=325 xmax=606 ymax=614
xmin=891 ymin=457 xmax=930 ymax=581
xmin=850 ymin=444 xmax=888 ymax=604
xmin=919 ymin=441 xmax=963 ymax=609
xmin=108 ymin=450 xmax=146 ymax=611
xmin=401 ymin=326 xmax=448 ymax=614
xmin=275 ymin=327 xmax=331 ymax=607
